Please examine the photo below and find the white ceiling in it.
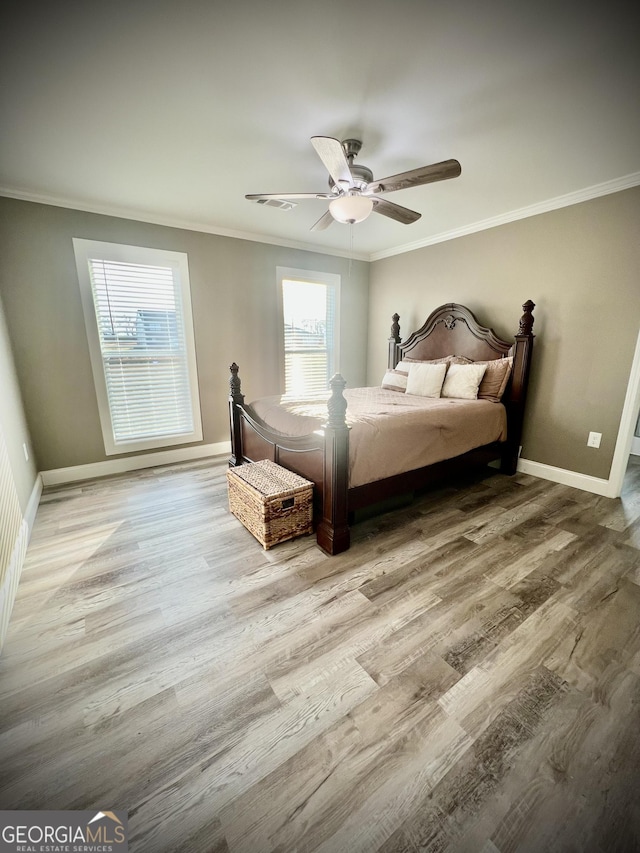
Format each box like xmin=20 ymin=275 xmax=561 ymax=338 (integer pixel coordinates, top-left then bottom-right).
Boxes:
xmin=2 ymin=0 xmax=639 ymax=260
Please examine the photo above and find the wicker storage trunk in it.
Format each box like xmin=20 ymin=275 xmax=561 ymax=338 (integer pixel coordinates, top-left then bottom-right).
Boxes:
xmin=227 ymin=459 xmax=314 ymax=549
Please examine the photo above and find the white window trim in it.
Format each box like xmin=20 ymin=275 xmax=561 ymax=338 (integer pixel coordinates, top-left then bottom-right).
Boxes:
xmin=276 ymin=266 xmax=341 ymax=395
xmin=73 ymin=238 xmax=203 ymax=455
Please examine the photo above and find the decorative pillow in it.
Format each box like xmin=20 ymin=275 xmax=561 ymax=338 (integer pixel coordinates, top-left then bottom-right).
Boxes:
xmin=476 ymin=357 xmax=513 ymax=402
xmin=441 ymin=362 xmax=487 ymax=400
xmin=381 ymin=369 xmax=408 ymax=392
xmin=405 ymin=362 xmax=448 ymax=398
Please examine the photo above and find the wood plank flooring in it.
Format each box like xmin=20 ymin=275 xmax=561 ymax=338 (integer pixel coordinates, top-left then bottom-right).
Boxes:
xmin=1 ymin=456 xmax=640 ymax=852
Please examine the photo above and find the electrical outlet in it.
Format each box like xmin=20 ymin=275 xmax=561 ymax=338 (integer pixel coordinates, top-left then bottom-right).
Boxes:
xmin=587 ymin=431 xmax=602 ymax=449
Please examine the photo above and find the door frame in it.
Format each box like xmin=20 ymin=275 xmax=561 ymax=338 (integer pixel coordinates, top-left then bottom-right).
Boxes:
xmin=609 ymin=327 xmax=640 ymax=494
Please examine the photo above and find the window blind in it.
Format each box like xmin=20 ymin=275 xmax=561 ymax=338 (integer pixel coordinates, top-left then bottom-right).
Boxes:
xmin=87 ymin=258 xmax=194 ymax=444
xmin=283 ymin=279 xmax=336 ymax=397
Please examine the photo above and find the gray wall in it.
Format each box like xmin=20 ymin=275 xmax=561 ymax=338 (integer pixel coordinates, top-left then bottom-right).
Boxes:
xmin=368 ymin=186 xmax=640 ymax=480
xmin=0 ymin=198 xmax=369 ymax=472
xmin=2 ymin=188 xmax=639 ymax=483
xmin=0 ymin=293 xmax=37 ymax=512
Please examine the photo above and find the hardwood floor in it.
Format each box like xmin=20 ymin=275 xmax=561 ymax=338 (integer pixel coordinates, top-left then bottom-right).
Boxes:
xmin=1 ymin=456 xmax=640 ymax=852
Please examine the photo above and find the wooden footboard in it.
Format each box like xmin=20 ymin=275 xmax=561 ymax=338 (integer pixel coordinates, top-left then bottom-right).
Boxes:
xmin=228 ymin=300 xmax=535 ymax=556
xmin=229 ymin=366 xmax=351 ymax=554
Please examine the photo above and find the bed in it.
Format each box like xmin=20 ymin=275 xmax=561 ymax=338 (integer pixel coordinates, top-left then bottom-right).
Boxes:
xmin=228 ymin=300 xmax=535 ymax=555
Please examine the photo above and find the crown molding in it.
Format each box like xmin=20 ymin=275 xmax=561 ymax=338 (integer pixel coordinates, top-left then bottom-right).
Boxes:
xmin=368 ymin=171 xmax=640 ymax=261
xmin=2 ymin=171 xmax=639 ymax=264
xmin=0 ymin=186 xmax=369 ymax=262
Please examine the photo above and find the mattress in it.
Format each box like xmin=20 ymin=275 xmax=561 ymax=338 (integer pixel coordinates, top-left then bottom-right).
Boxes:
xmin=249 ymin=387 xmax=507 ymax=489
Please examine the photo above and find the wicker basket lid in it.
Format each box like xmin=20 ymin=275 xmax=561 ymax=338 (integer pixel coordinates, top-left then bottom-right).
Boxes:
xmin=228 ymin=460 xmax=313 ymax=496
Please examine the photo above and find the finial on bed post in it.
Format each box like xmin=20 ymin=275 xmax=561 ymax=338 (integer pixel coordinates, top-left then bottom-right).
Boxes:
xmin=389 ymin=313 xmax=402 ymax=369
xmin=228 ymin=363 xmax=245 ymax=468
xmin=518 ymin=300 xmax=535 ymax=336
xmin=326 ymin=373 xmax=348 ymax=428
xmin=390 ymin=313 xmax=401 ymax=341
xmin=229 ymin=362 xmax=244 ymax=404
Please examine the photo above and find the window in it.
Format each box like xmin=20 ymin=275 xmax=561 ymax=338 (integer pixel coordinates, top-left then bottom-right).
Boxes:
xmin=278 ymin=267 xmax=340 ymax=398
xmin=73 ymin=239 xmax=202 ymax=455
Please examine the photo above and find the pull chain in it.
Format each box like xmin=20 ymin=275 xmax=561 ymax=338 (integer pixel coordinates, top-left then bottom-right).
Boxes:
xmin=348 ymin=223 xmax=354 ymax=279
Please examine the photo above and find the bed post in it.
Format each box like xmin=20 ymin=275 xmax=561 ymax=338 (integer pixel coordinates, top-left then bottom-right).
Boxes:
xmin=388 ymin=313 xmax=402 ymax=369
xmin=502 ymin=301 xmax=535 ymax=475
xmin=316 ymin=373 xmax=351 ymax=555
xmin=228 ymin=363 xmax=245 ymax=468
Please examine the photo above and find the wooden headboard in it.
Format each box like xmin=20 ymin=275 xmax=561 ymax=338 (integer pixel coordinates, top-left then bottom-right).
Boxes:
xmin=389 ymin=302 xmax=514 ymax=366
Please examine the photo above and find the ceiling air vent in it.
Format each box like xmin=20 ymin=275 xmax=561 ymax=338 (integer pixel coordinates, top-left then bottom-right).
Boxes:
xmin=255 ymin=198 xmax=297 ymax=210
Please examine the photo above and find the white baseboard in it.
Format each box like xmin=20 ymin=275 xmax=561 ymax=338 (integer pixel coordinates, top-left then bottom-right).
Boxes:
xmin=25 ymin=473 xmax=43 ymax=531
xmin=41 ymin=444 xmax=618 ymax=496
xmin=517 ymin=457 xmax=614 ymax=497
xmin=40 ymin=441 xmax=231 ymax=486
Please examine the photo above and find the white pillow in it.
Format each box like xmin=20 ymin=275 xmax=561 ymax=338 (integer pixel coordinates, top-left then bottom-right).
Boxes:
xmin=441 ymin=363 xmax=487 ymax=399
xmin=381 ymin=369 xmax=408 ymax=392
xmin=405 ymin=362 xmax=448 ymax=398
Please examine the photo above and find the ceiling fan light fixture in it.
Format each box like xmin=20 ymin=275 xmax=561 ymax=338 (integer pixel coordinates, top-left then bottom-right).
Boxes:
xmin=329 ymin=193 xmax=373 ymax=224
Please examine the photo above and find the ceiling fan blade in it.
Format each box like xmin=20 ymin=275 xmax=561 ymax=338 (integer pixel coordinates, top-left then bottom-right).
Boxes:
xmin=372 ymin=198 xmax=421 ymax=224
xmin=245 ymin=192 xmax=334 ymax=200
xmin=310 ymin=210 xmax=334 ymax=231
xmin=366 ymin=159 xmax=461 ymax=195
xmin=310 ymin=137 xmax=353 ymax=189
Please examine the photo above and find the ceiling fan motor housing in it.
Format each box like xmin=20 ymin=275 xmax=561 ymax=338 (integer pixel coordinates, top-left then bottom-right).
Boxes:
xmin=328 ymin=141 xmax=373 ymax=193
xmin=328 ymin=164 xmax=373 ymax=193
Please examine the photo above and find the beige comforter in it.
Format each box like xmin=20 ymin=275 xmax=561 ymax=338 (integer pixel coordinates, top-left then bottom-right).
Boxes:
xmin=250 ymin=387 xmax=507 ymax=489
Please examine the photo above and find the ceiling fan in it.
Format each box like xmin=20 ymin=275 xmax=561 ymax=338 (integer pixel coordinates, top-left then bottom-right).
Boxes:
xmin=246 ymin=137 xmax=461 ymax=231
